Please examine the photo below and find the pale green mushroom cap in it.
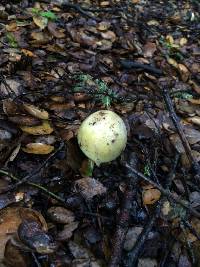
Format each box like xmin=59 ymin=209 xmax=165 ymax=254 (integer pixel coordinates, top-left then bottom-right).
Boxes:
xmin=77 ymin=110 xmax=127 ymax=166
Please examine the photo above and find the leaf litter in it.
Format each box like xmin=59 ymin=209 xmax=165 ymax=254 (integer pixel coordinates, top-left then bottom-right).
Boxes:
xmin=0 ymin=0 xmax=200 ymax=266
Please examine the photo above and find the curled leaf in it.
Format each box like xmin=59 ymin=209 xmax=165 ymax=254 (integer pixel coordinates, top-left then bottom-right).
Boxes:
xmin=23 ymin=103 xmax=49 ymax=120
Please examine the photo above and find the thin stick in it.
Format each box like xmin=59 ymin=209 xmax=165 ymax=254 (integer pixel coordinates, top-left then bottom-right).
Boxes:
xmin=0 ymin=169 xmax=66 ymax=204
xmin=125 ymin=163 xmax=200 ymax=218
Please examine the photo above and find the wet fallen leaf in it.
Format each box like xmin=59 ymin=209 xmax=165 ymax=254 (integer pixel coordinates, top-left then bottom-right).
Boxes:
xmin=0 ymin=79 xmax=22 ymax=98
xmin=47 ymin=206 xmax=75 ymax=224
xmin=22 ymin=143 xmax=54 ymax=154
xmin=167 ymin=57 xmax=178 ymax=68
xmin=4 ymin=239 xmax=29 ymax=267
xmin=138 ymin=258 xmax=157 ymax=267
xmin=47 ymin=21 xmax=65 ymax=38
xmin=124 ymin=227 xmax=143 ymax=251
xmin=179 ymin=37 xmax=188 ymax=46
xmin=142 ymin=185 xmax=161 ymax=205
xmin=178 ymin=64 xmax=190 ymax=82
xmin=20 ymin=120 xmax=53 ymax=135
xmin=0 ymin=207 xmax=47 ymax=263
xmin=21 ymin=49 xmax=36 ymax=57
xmin=33 ymin=15 xmax=48 ymax=30
xmin=9 ymin=115 xmax=41 ymax=126
xmin=68 ymin=241 xmax=101 ymax=267
xmin=56 ymin=221 xmax=79 ymax=241
xmin=143 ymin=42 xmax=157 ymax=58
xmin=75 ymin=177 xmax=107 ymax=200
xmin=186 ymin=116 xmax=200 ymax=127
xmin=100 ymin=31 xmax=116 ymax=42
xmin=18 ymin=220 xmax=57 ymax=253
xmin=23 ymin=103 xmax=49 ymax=120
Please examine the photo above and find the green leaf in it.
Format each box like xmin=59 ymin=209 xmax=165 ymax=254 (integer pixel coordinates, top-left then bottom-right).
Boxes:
xmin=40 ymin=11 xmax=57 ymax=21
xmin=6 ymin=32 xmax=18 ymax=48
xmin=102 ymin=96 xmax=111 ymax=108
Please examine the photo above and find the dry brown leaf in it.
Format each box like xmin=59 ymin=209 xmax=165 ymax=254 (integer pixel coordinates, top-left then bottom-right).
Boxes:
xmin=23 ymin=103 xmax=49 ymax=120
xmin=143 ymin=42 xmax=157 ymax=58
xmin=22 ymin=143 xmax=54 ymax=154
xmin=20 ymin=120 xmax=53 ymax=135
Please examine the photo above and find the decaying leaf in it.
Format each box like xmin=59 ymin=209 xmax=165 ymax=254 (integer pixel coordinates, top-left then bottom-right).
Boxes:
xmin=22 ymin=143 xmax=54 ymax=154
xmin=23 ymin=103 xmax=49 ymax=120
xmin=47 ymin=206 xmax=75 ymax=224
xmin=75 ymin=177 xmax=107 ymax=200
xmin=20 ymin=120 xmax=53 ymax=135
xmin=0 ymin=207 xmax=47 ymax=263
xmin=142 ymin=185 xmax=161 ymax=205
xmin=33 ymin=16 xmax=48 ymax=30
xmin=68 ymin=241 xmax=101 ymax=267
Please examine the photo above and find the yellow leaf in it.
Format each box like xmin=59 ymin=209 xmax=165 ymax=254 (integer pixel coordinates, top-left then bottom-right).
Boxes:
xmin=20 ymin=120 xmax=53 ymax=135
xmin=179 ymin=37 xmax=187 ymax=46
xmin=23 ymin=103 xmax=49 ymax=119
xmin=166 ymin=35 xmax=174 ymax=45
xmin=33 ymin=15 xmax=48 ymax=30
xmin=167 ymin=58 xmax=178 ymax=68
xmin=178 ymin=64 xmax=190 ymax=82
xmin=22 ymin=143 xmax=54 ymax=154
xmin=21 ymin=49 xmax=36 ymax=57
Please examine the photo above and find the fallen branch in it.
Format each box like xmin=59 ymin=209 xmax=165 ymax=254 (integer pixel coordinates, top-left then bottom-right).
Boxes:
xmin=162 ymin=86 xmax=200 ymax=177
xmin=125 ymin=154 xmax=179 ymax=266
xmin=0 ymin=169 xmax=66 ymax=204
xmin=62 ymin=3 xmax=101 ymax=21
xmin=125 ymin=163 xmax=200 ymax=218
xmin=108 ymin=184 xmax=137 ymax=267
xmin=120 ymin=59 xmax=163 ymax=76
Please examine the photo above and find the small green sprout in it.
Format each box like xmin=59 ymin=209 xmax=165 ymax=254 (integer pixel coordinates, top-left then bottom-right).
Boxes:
xmin=6 ymin=32 xmax=18 ymax=48
xmin=73 ymin=73 xmax=117 ymax=108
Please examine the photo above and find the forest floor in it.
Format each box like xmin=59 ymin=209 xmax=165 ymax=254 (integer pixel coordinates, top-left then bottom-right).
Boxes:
xmin=0 ymin=0 xmax=200 ymax=266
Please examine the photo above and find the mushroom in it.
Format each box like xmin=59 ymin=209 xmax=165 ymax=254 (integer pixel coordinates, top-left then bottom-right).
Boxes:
xmin=77 ymin=110 xmax=127 ymax=166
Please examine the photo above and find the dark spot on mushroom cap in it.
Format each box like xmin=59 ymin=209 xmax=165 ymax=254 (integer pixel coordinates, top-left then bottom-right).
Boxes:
xmin=111 ymin=139 xmax=115 ymax=143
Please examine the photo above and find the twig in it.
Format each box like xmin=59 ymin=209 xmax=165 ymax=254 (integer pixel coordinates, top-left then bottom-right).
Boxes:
xmin=62 ymin=3 xmax=101 ymax=21
xmin=108 ymin=153 xmax=139 ymax=267
xmin=10 ymin=142 xmax=64 ymax=189
xmin=162 ymin=86 xmax=200 ymax=176
xmin=0 ymin=169 xmax=66 ymax=204
xmin=125 ymin=206 xmax=159 ymax=267
xmin=125 ymin=163 xmax=200 ymax=218
xmin=108 ymin=184 xmax=137 ymax=267
xmin=125 ymin=154 xmax=179 ymax=266
xmin=120 ymin=59 xmax=163 ymax=76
